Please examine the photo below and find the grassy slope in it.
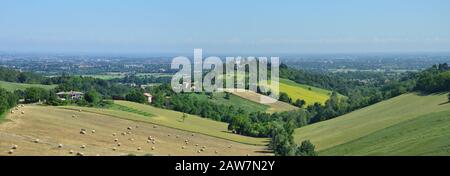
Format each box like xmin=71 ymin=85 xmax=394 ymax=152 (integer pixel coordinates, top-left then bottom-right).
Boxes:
xmin=321 ymin=109 xmax=450 ymax=156
xmin=0 ymin=80 xmax=56 ymax=91
xmin=187 ymin=92 xmax=269 ymax=113
xmin=61 ymin=101 xmax=268 ymax=145
xmin=294 ymin=93 xmax=450 ymax=152
xmin=230 ymin=90 xmax=298 ymax=113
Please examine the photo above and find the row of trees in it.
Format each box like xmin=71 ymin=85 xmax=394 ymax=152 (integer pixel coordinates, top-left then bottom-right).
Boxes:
xmin=0 ymin=88 xmax=18 ymax=118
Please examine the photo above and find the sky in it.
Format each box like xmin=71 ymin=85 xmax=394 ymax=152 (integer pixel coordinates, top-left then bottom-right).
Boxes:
xmin=1 ymin=0 xmax=450 ymax=54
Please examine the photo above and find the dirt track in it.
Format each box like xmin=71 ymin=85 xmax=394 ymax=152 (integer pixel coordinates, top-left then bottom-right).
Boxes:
xmin=0 ymin=105 xmax=270 ymax=156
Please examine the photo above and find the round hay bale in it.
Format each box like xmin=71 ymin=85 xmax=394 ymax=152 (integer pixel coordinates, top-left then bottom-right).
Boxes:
xmin=112 ymin=147 xmax=117 ymax=151
xmin=167 ymin=134 xmax=171 ymax=137
xmin=117 ymin=143 xmax=121 ymax=146
xmin=137 ymin=147 xmax=141 ymax=151
xmin=112 ymin=133 xmax=116 ymax=136
xmin=197 ymin=150 xmax=201 ymax=153
xmin=148 ymin=136 xmax=152 ymax=140
xmin=10 ymin=110 xmax=14 ymax=114
xmin=76 ymin=152 xmax=84 ymax=156
xmin=72 ymin=114 xmax=76 ymax=118
xmin=121 ymin=132 xmax=126 ymax=136
xmin=191 ymin=133 xmax=195 ymax=136
xmin=11 ymin=145 xmax=18 ymax=149
xmin=114 ymin=138 xmax=119 ymax=142
xmin=195 ymin=144 xmax=199 ymax=147
xmin=176 ymin=135 xmax=179 ymax=138
xmin=200 ymin=148 xmax=205 ymax=152
xmin=15 ymin=108 xmax=19 ymax=110
xmin=21 ymin=111 xmax=25 ymax=114
xmin=127 ymin=131 xmax=132 ymax=135
xmin=80 ymin=130 xmax=86 ymax=135
xmin=127 ymin=126 xmax=132 ymax=130
xmin=129 ymin=138 xmax=134 ymax=141
xmin=181 ymin=146 xmax=186 ymax=149
xmin=91 ymin=129 xmax=96 ymax=133
xmin=58 ymin=144 xmax=63 ymax=148
xmin=147 ymin=140 xmax=151 ymax=143
xmin=34 ymin=139 xmax=40 ymax=143
xmin=8 ymin=150 xmax=14 ymax=154
xmin=151 ymin=146 xmax=155 ymax=150
xmin=69 ymin=150 xmax=74 ymax=154
xmin=215 ymin=151 xmax=218 ymax=154
xmin=78 ymin=109 xmax=82 ymax=112
xmin=80 ymin=145 xmax=86 ymax=149
xmin=152 ymin=141 xmax=156 ymax=144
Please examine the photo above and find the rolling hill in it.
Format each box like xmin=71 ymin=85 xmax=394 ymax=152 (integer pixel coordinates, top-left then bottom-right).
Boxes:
xmin=62 ymin=100 xmax=268 ymax=146
xmin=0 ymin=105 xmax=269 ymax=156
xmin=0 ymin=81 xmax=56 ymax=92
xmin=294 ymin=93 xmax=450 ymax=155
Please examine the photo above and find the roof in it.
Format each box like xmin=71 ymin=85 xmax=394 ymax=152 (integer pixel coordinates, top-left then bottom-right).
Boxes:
xmin=56 ymin=91 xmax=84 ymax=95
xmin=143 ymin=93 xmax=152 ymax=97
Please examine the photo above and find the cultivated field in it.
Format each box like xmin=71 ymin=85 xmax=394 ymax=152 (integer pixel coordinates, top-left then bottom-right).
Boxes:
xmin=0 ymin=81 xmax=57 ymax=91
xmin=276 ymin=79 xmax=333 ymax=105
xmin=63 ymin=101 xmax=269 ymax=145
xmin=0 ymin=105 xmax=270 ymax=156
xmin=229 ymin=90 xmax=298 ymax=113
xmin=294 ymin=93 xmax=450 ymax=155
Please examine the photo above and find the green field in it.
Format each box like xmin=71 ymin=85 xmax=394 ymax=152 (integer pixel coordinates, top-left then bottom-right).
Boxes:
xmin=186 ymin=92 xmax=269 ymax=113
xmin=322 ymin=110 xmax=450 ymax=156
xmin=294 ymin=93 xmax=450 ymax=155
xmin=61 ymin=101 xmax=268 ymax=145
xmin=0 ymin=81 xmax=57 ymax=91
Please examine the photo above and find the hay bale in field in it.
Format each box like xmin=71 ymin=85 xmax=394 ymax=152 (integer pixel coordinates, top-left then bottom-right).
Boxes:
xmin=147 ymin=140 xmax=151 ymax=143
xmin=78 ymin=109 xmax=82 ymax=112
xmin=8 ymin=150 xmax=14 ymax=154
xmin=91 ymin=129 xmax=96 ymax=133
xmin=127 ymin=126 xmax=132 ymax=130
xmin=167 ymin=134 xmax=170 ymax=137
xmin=58 ymin=144 xmax=63 ymax=148
xmin=191 ymin=133 xmax=195 ymax=136
xmin=200 ymin=148 xmax=205 ymax=152
xmin=129 ymin=138 xmax=134 ymax=141
xmin=72 ymin=114 xmax=76 ymax=118
xmin=148 ymin=136 xmax=152 ymax=140
xmin=80 ymin=145 xmax=86 ymax=149
xmin=11 ymin=145 xmax=18 ymax=149
xmin=195 ymin=144 xmax=199 ymax=147
xmin=153 ymin=125 xmax=157 ymax=128
xmin=112 ymin=133 xmax=116 ymax=136
xmin=127 ymin=131 xmax=132 ymax=135
xmin=176 ymin=135 xmax=179 ymax=138
xmin=228 ymin=144 xmax=232 ymax=148
xmin=152 ymin=141 xmax=156 ymax=144
xmin=114 ymin=138 xmax=119 ymax=142
xmin=197 ymin=150 xmax=201 ymax=153
xmin=215 ymin=151 xmax=218 ymax=154
xmin=34 ymin=139 xmax=40 ymax=143
xmin=15 ymin=107 xmax=19 ymax=110
xmin=137 ymin=147 xmax=141 ymax=151
xmin=112 ymin=147 xmax=117 ymax=151
xmin=151 ymin=146 xmax=155 ymax=150
xmin=181 ymin=146 xmax=186 ymax=149
xmin=10 ymin=110 xmax=14 ymax=114
xmin=21 ymin=111 xmax=25 ymax=114
xmin=121 ymin=132 xmax=126 ymax=136
xmin=76 ymin=152 xmax=84 ymax=156
xmin=69 ymin=150 xmax=74 ymax=154
xmin=117 ymin=143 xmax=122 ymax=146
xmin=80 ymin=130 xmax=86 ymax=135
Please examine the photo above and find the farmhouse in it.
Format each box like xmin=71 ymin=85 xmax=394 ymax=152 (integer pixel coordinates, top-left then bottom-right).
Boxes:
xmin=56 ymin=91 xmax=84 ymax=100
xmin=143 ymin=93 xmax=153 ymax=103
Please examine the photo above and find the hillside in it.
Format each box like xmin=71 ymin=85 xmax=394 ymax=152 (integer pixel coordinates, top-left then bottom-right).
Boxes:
xmin=0 ymin=105 xmax=269 ymax=156
xmin=229 ymin=90 xmax=298 ymax=113
xmin=0 ymin=81 xmax=56 ymax=92
xmin=294 ymin=93 xmax=450 ymax=154
xmin=63 ymin=100 xmax=268 ymax=145
xmin=322 ymin=109 xmax=450 ymax=156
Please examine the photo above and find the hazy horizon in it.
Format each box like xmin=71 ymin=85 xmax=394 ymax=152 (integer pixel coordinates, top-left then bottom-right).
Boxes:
xmin=1 ymin=0 xmax=450 ymax=54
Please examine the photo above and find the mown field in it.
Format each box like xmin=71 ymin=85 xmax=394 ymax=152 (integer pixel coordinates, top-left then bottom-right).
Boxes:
xmin=229 ymin=90 xmax=298 ymax=113
xmin=321 ymin=109 xmax=450 ymax=156
xmin=63 ymin=100 xmax=268 ymax=145
xmin=294 ymin=93 xmax=450 ymax=155
xmin=0 ymin=105 xmax=269 ymax=156
xmin=275 ymin=79 xmax=333 ymax=105
xmin=0 ymin=81 xmax=57 ymax=91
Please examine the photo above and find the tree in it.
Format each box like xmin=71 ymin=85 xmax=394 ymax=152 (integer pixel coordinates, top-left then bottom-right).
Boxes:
xmin=125 ymin=89 xmax=146 ymax=103
xmin=279 ymin=92 xmax=291 ymax=103
xmin=224 ymin=92 xmax=231 ymax=100
xmin=181 ymin=113 xmax=187 ymax=122
xmin=24 ymin=87 xmax=48 ymax=103
xmin=296 ymin=140 xmax=318 ymax=156
xmin=84 ymin=90 xmax=101 ymax=105
xmin=294 ymin=99 xmax=306 ymax=108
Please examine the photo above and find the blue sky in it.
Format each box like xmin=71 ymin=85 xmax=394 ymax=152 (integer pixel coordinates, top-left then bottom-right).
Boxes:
xmin=1 ymin=0 xmax=450 ymax=54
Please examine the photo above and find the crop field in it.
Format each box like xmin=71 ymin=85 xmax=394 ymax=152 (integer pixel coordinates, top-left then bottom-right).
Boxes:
xmin=0 ymin=105 xmax=270 ymax=156
xmin=0 ymin=81 xmax=57 ymax=92
xmin=294 ymin=93 xmax=450 ymax=155
xmin=186 ymin=92 xmax=270 ymax=113
xmin=63 ymin=101 xmax=268 ymax=145
xmin=229 ymin=90 xmax=298 ymax=113
xmin=270 ymin=79 xmax=334 ymax=106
